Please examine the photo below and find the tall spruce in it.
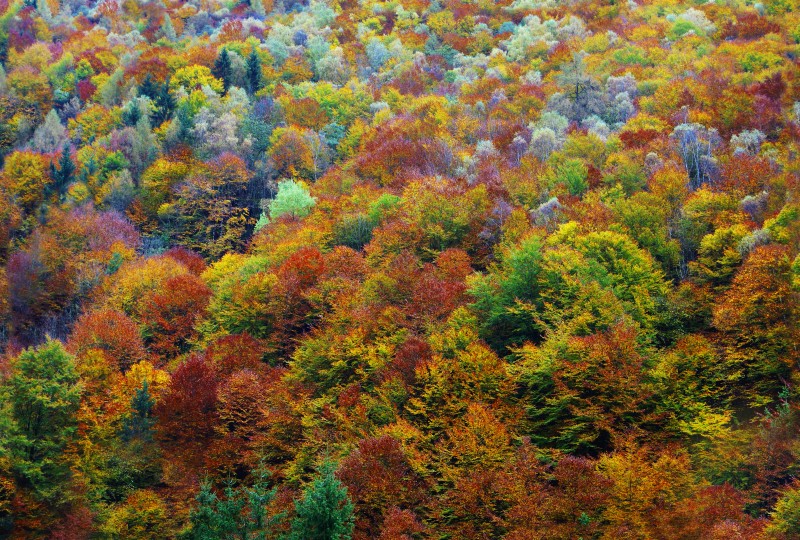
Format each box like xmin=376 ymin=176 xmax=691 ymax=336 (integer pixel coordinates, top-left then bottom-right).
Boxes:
xmin=188 ymin=466 xmax=284 ymax=540
xmin=287 ymin=463 xmax=354 ymax=540
xmin=48 ymin=144 xmax=75 ymax=198
xmin=213 ymin=49 xmax=232 ymax=94
xmin=153 ymin=79 xmax=176 ymax=125
xmin=121 ymin=380 xmax=155 ymax=442
xmin=139 ymin=73 xmax=159 ymax=100
xmin=247 ymin=49 xmax=263 ymax=95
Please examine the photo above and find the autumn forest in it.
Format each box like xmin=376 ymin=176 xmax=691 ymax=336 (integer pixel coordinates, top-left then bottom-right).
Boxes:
xmin=1 ymin=0 xmax=800 ymax=537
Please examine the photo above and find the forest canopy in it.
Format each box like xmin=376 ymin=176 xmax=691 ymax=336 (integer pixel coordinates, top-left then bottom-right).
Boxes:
xmin=1 ymin=0 xmax=800 ymax=537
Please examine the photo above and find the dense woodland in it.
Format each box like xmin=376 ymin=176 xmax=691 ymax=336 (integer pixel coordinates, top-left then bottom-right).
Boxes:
xmin=0 ymin=0 xmax=800 ymax=537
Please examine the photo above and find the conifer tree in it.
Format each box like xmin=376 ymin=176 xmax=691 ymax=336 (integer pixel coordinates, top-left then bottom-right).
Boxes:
xmin=247 ymin=50 xmax=263 ymax=94
xmin=213 ymin=49 xmax=232 ymax=94
xmin=139 ymin=73 xmax=159 ymax=100
xmin=188 ymin=466 xmax=283 ymax=539
xmin=163 ymin=13 xmax=177 ymax=41
xmin=287 ymin=463 xmax=354 ymax=540
xmin=153 ymin=80 xmax=176 ymax=125
xmin=252 ymin=0 xmax=267 ymax=17
xmin=48 ymin=144 xmax=74 ymax=199
xmin=36 ymin=0 xmax=52 ymax=24
xmin=121 ymin=380 xmax=155 ymax=442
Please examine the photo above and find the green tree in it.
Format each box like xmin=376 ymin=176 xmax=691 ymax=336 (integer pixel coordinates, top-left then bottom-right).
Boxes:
xmin=153 ymin=80 xmax=175 ymax=126
xmin=766 ymin=484 xmax=800 ymax=538
xmin=188 ymin=467 xmax=283 ymax=540
xmin=287 ymin=463 xmax=354 ymax=540
xmin=247 ymin=50 xmax=263 ymax=94
xmin=550 ymin=158 xmax=589 ymax=196
xmin=468 ymin=233 xmax=545 ymax=352
xmin=213 ymin=49 xmax=233 ymax=94
xmin=252 ymin=0 xmax=267 ymax=16
xmin=3 ymin=339 xmax=81 ymax=502
xmin=139 ymin=73 xmax=159 ymax=101
xmin=163 ymin=14 xmax=177 ymax=41
xmin=48 ymin=143 xmax=75 ymax=199
xmin=265 ymin=179 xmax=316 ymax=223
xmin=121 ymin=380 xmax=155 ymax=442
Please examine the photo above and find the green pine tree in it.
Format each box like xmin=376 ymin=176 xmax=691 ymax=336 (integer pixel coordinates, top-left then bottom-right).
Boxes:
xmin=153 ymin=80 xmax=176 ymax=125
xmin=139 ymin=73 xmax=159 ymax=100
xmin=213 ymin=49 xmax=232 ymax=94
xmin=247 ymin=49 xmax=263 ymax=95
xmin=163 ymin=13 xmax=177 ymax=41
xmin=48 ymin=144 xmax=75 ymax=198
xmin=188 ymin=466 xmax=283 ymax=540
xmin=121 ymin=380 xmax=155 ymax=442
xmin=286 ymin=463 xmax=354 ymax=540
xmin=252 ymin=0 xmax=267 ymax=17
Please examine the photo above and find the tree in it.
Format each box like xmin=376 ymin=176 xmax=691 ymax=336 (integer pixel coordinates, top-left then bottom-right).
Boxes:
xmin=121 ymin=380 xmax=155 ymax=442
xmin=268 ymin=126 xmax=316 ymax=179
xmin=287 ymin=463 xmax=355 ymax=540
xmin=468 ymin=232 xmax=545 ymax=352
xmin=101 ymin=489 xmax=173 ymax=539
xmin=139 ymin=73 xmax=160 ymax=101
xmin=163 ymin=14 xmax=177 ymax=41
xmin=670 ymin=123 xmax=721 ymax=189
xmin=188 ymin=466 xmax=284 ymax=540
xmin=550 ymin=54 xmax=604 ymax=122
xmin=48 ymin=144 xmax=75 ymax=199
xmin=213 ymin=49 xmax=233 ymax=94
xmin=517 ymin=323 xmax=656 ymax=454
xmin=3 ymin=340 xmax=81 ymax=502
xmin=140 ymin=273 xmax=212 ymax=358
xmin=173 ymin=154 xmax=252 ymax=258
xmin=31 ymin=109 xmax=67 ymax=153
xmin=247 ymin=50 xmax=263 ymax=94
xmin=252 ymin=0 xmax=267 ymax=17
xmin=68 ymin=309 xmax=148 ymax=372
xmin=337 ymin=436 xmax=426 ymax=539
xmin=766 ymin=484 xmax=800 ymax=539
xmin=713 ymin=245 xmax=799 ymax=406
xmin=36 ymin=0 xmax=52 ymax=23
xmin=153 ymin=80 xmax=175 ymax=126
xmin=155 ymin=355 xmax=219 ymax=465
xmin=265 ymin=179 xmax=315 ymax=223
xmin=0 ymin=150 xmax=51 ymax=216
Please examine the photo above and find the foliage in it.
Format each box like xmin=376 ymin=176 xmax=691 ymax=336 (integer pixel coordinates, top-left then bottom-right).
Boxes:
xmin=1 ymin=340 xmax=80 ymax=503
xmin=265 ymin=179 xmax=316 ymax=223
xmin=188 ymin=466 xmax=284 ymax=540
xmin=1 ymin=0 xmax=800 ymax=535
xmin=287 ymin=463 xmax=355 ymax=540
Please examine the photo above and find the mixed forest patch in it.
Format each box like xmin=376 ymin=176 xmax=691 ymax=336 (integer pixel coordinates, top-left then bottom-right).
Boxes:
xmin=1 ymin=0 xmax=800 ymax=537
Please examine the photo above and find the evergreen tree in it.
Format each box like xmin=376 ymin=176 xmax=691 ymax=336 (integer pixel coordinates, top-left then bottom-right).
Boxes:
xmin=188 ymin=466 xmax=283 ymax=540
xmin=121 ymin=380 xmax=155 ymax=442
xmin=247 ymin=50 xmax=263 ymax=95
xmin=2 ymin=340 xmax=81 ymax=503
xmin=252 ymin=0 xmax=267 ymax=17
xmin=213 ymin=49 xmax=232 ymax=94
xmin=163 ymin=13 xmax=177 ymax=41
xmin=48 ymin=144 xmax=75 ymax=199
xmin=139 ymin=73 xmax=160 ymax=100
xmin=287 ymin=463 xmax=354 ymax=540
xmin=153 ymin=80 xmax=176 ymax=125
xmin=36 ymin=0 xmax=52 ymax=23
